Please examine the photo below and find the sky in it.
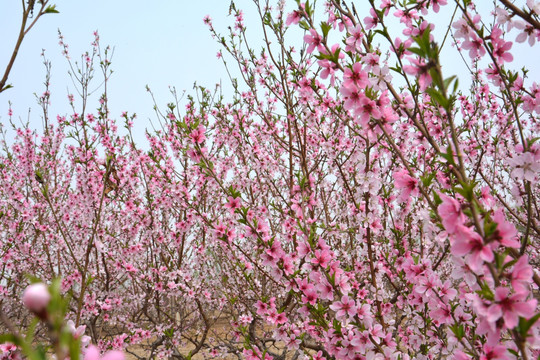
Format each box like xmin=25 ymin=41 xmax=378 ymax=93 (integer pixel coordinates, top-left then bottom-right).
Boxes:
xmin=0 ymin=1 xmax=538 ymax=144
xmin=0 ymin=0 xmax=265 ymax=139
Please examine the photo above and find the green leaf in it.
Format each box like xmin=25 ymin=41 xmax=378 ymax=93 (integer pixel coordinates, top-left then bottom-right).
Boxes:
xmin=389 ymin=65 xmax=402 ymax=74
xmin=0 ymin=334 xmax=19 ymax=345
xmin=314 ymin=52 xmax=333 ymax=61
xmin=476 ymin=282 xmax=494 ymax=301
xmin=263 ymin=12 xmax=272 ymax=26
xmin=165 ymin=328 xmax=175 ymax=338
xmin=374 ymin=29 xmax=389 ymax=40
xmin=332 ymin=47 xmax=341 ymax=63
xmin=508 ymin=349 xmax=519 ymax=357
xmin=454 ymin=186 xmax=471 ymax=202
xmin=439 ymin=146 xmax=455 ymax=165
xmin=44 ymin=5 xmax=59 ymax=13
xmin=35 ymin=346 xmax=47 ymax=360
xmin=426 ymin=87 xmax=448 ymax=108
xmin=407 ymin=47 xmax=424 ymax=57
xmin=298 ymin=20 xmax=310 ymax=31
xmin=25 ymin=318 xmax=39 ymax=345
xmin=413 ymin=28 xmax=431 ymax=56
xmin=449 ymin=324 xmax=465 ymax=340
xmin=63 ymin=329 xmax=80 ymax=360
xmin=493 ymin=250 xmax=506 ymax=270
xmin=320 ymin=21 xmax=331 ymax=39
xmin=528 ymin=137 xmax=540 ymax=147
xmin=443 ymin=75 xmax=457 ymax=91
xmin=517 ymin=312 xmax=540 ymax=337
xmin=483 ymin=219 xmax=498 ymax=238
xmin=421 ymin=172 xmax=436 ymax=188
xmin=304 ymin=0 xmax=312 ymax=17
xmin=452 ymin=77 xmax=459 ymax=93
xmin=25 ymin=274 xmax=44 ymax=284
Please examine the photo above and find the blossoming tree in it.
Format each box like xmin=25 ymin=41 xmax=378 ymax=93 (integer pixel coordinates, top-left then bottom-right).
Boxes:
xmin=1 ymin=0 xmax=540 ymax=359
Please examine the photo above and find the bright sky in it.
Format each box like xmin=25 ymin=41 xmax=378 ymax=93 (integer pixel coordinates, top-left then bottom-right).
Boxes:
xmin=1 ymin=1 xmax=537 ymax=143
xmin=0 ymin=1 xmax=264 ymax=137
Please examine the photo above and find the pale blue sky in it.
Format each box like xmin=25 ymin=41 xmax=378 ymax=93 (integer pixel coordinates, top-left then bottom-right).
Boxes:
xmin=0 ymin=1 xmax=264 ymax=135
xmin=1 ymin=1 xmax=537 ymax=141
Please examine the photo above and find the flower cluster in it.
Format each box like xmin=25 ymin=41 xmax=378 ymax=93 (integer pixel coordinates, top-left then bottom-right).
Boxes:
xmin=1 ymin=0 xmax=539 ymax=359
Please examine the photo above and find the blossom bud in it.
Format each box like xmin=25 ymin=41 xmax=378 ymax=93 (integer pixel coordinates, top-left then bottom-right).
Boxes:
xmin=22 ymin=283 xmax=51 ymax=317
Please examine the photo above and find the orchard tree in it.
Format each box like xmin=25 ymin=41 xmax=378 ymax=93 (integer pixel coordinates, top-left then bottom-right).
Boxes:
xmin=0 ymin=0 xmax=58 ymax=93
xmin=1 ymin=0 xmax=540 ymax=360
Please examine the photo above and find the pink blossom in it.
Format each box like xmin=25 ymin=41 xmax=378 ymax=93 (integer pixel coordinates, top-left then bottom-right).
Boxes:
xmin=304 ymin=29 xmax=323 ymax=54
xmin=296 ymin=241 xmax=311 ymax=257
xmin=430 ymin=303 xmax=453 ymax=325
xmin=515 ymin=20 xmax=538 ymax=46
xmin=491 ymin=27 xmax=514 ymax=63
xmin=337 ymin=330 xmax=362 ymax=359
xmin=492 ymin=209 xmax=520 ymax=248
xmin=453 ymin=225 xmax=493 ymax=272
xmin=394 ymin=8 xmax=419 ymax=27
xmin=318 ymin=59 xmax=338 ymax=86
xmin=438 ymin=193 xmax=465 ymax=234
xmin=343 ymin=62 xmax=368 ymax=89
xmin=403 ymin=57 xmax=432 ymax=91
xmin=364 ymin=8 xmax=379 ymax=29
xmin=22 ymin=283 xmax=50 ymax=315
xmin=438 ymin=280 xmax=457 ymax=301
xmin=487 ymin=287 xmax=537 ymax=329
xmin=275 ymin=312 xmax=287 ymax=325
xmin=330 ymin=295 xmax=357 ymax=320
xmin=480 ymin=186 xmax=496 ymax=210
xmin=452 ymin=18 xmax=472 ymax=39
xmin=462 ymin=34 xmax=486 ymax=59
xmin=511 ymin=256 xmax=534 ymax=294
xmin=369 ymin=324 xmax=385 ymax=343
xmin=356 ymin=95 xmax=381 ymax=126
xmin=508 ymin=151 xmax=540 ymax=182
xmin=254 ymin=300 xmax=268 ymax=315
xmin=84 ymin=346 xmax=124 ymax=360
xmin=224 ymin=196 xmax=242 ymax=213
xmin=311 ymin=249 xmax=332 ymax=268
xmin=528 ymin=0 xmax=540 ymax=14
xmin=430 ymin=0 xmax=447 ymax=13
xmin=189 ymin=125 xmax=206 ymax=144
xmin=316 ymin=279 xmax=334 ymax=301
xmin=363 ymin=52 xmax=380 ymax=72
xmin=345 ymin=24 xmax=364 ymax=51
xmin=496 ymin=7 xmax=515 ymax=31
xmin=301 ymin=288 xmax=318 ymax=305
xmin=479 ymin=344 xmax=508 ymax=360
xmin=340 ymin=83 xmax=363 ymax=112
xmin=453 ymin=14 xmax=482 ymax=39
xmin=393 ymin=169 xmax=419 ymax=202
xmin=286 ymin=10 xmax=302 ymax=26
xmin=0 ymin=343 xmax=21 ymax=360
xmin=356 ymin=303 xmax=373 ymax=328
xmin=415 ymin=274 xmax=441 ymax=298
